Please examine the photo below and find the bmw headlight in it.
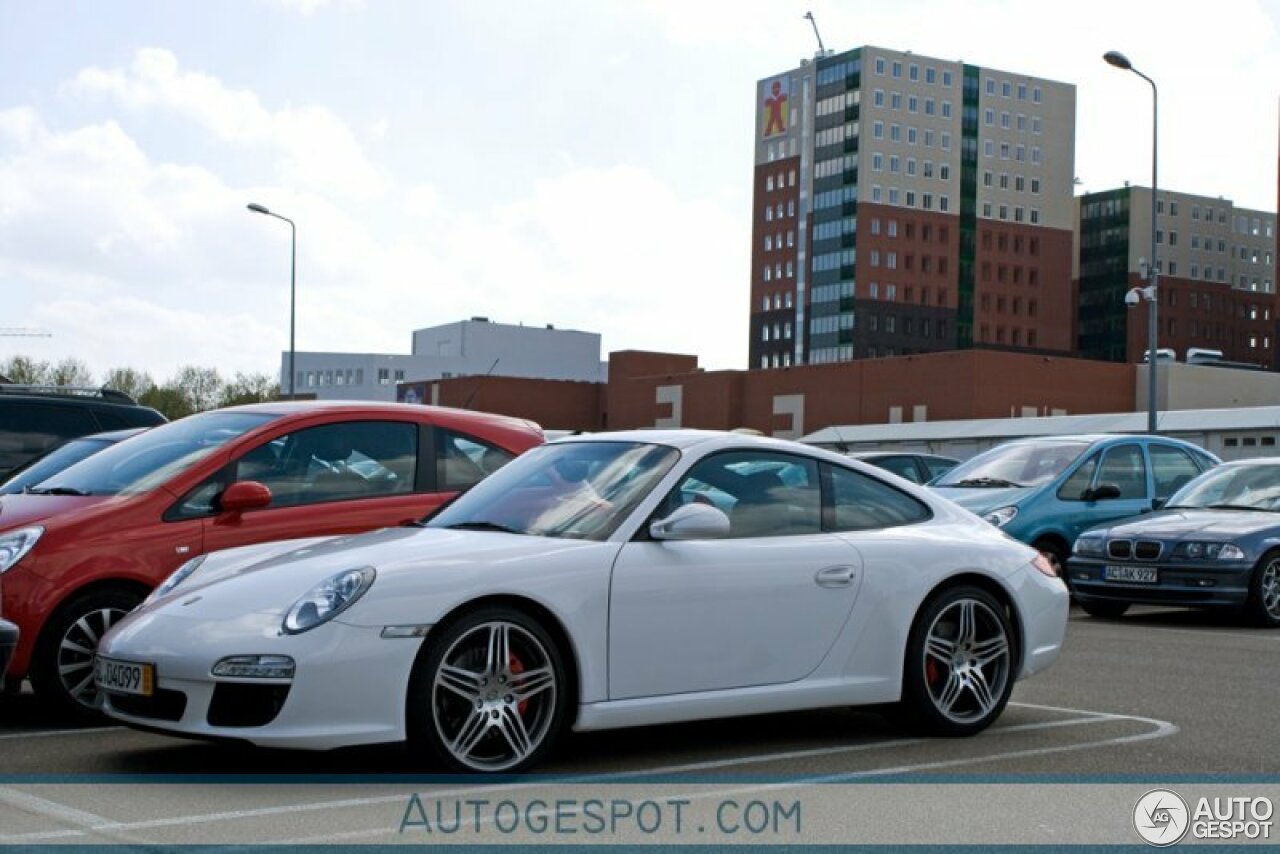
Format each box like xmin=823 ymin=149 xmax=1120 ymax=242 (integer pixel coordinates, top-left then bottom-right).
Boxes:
xmin=0 ymin=526 xmax=43 ymax=574
xmin=982 ymin=506 xmax=1019 ymax=528
xmin=145 ymin=555 xmax=208 ymax=605
xmin=1177 ymin=542 xmax=1245 ymax=561
xmin=1074 ymin=534 xmax=1105 ymax=557
xmin=283 ymin=567 xmax=376 ymax=635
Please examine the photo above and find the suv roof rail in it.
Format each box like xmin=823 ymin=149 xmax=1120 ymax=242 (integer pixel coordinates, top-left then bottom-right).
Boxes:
xmin=0 ymin=384 xmax=138 ymax=404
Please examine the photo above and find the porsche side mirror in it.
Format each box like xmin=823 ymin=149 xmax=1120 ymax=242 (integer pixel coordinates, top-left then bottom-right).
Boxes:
xmin=219 ymin=480 xmax=273 ymax=514
xmin=650 ymin=503 xmax=731 ymax=541
xmin=1152 ymin=496 xmax=1168 ymax=510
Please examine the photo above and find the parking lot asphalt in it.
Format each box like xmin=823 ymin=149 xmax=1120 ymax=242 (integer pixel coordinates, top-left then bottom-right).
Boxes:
xmin=0 ymin=604 xmax=1277 ymax=843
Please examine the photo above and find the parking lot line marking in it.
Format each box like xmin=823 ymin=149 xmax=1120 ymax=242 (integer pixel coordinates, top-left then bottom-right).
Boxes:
xmin=276 ymin=705 xmax=1180 ymax=845
xmin=0 ymin=702 xmax=1165 ymax=843
xmin=0 ymin=786 xmax=115 ymax=831
xmin=0 ymin=726 xmax=123 ymax=741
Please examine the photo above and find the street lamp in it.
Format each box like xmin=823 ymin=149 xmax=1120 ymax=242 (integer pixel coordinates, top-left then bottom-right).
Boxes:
xmin=1104 ymin=50 xmax=1159 ymax=434
xmin=247 ymin=203 xmax=297 ymax=400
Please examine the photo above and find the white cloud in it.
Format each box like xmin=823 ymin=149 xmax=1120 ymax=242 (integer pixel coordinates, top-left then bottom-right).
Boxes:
xmin=67 ymin=48 xmax=385 ymax=199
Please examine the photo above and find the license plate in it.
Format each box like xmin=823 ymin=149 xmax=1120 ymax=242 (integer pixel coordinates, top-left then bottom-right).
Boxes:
xmin=1104 ymin=564 xmax=1158 ymax=584
xmin=94 ymin=656 xmax=154 ymax=697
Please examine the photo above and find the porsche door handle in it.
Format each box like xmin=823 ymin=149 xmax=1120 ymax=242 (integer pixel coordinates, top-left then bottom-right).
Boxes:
xmin=815 ymin=565 xmax=857 ymax=588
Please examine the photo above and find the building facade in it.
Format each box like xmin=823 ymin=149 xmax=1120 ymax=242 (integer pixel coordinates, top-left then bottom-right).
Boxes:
xmin=1076 ymin=187 xmax=1277 ymax=367
xmin=749 ymin=45 xmax=1077 ymax=370
xmin=282 ymin=318 xmax=607 ymax=401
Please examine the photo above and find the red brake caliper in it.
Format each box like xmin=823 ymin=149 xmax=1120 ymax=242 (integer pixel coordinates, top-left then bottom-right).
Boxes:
xmin=509 ymin=653 xmax=530 ymax=715
xmin=926 ymin=658 xmax=940 ymax=686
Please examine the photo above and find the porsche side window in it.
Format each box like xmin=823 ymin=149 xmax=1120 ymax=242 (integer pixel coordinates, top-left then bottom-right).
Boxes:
xmin=826 ymin=464 xmax=931 ymax=531
xmin=876 ymin=456 xmax=923 ymax=483
xmin=670 ymin=452 xmax=821 ymax=538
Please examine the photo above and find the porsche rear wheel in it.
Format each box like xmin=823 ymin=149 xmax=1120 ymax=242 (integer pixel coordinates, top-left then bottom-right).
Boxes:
xmin=408 ymin=607 xmax=568 ymax=772
xmin=901 ymin=585 xmax=1015 ymax=736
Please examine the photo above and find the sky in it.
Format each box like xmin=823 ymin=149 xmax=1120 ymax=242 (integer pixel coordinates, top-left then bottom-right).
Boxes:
xmin=1 ymin=0 xmax=1278 ymax=382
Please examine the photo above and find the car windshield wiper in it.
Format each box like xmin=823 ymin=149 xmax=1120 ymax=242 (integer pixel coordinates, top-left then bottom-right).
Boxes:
xmin=946 ymin=477 xmax=1024 ymax=489
xmin=24 ymin=486 xmax=91 ymax=496
xmin=444 ymin=521 xmax=523 ymax=534
xmin=1204 ymin=503 xmax=1268 ymax=511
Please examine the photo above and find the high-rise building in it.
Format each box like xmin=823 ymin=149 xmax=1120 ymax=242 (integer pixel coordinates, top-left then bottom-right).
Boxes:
xmin=1076 ymin=188 xmax=1276 ymax=367
xmin=749 ymin=45 xmax=1076 ymax=369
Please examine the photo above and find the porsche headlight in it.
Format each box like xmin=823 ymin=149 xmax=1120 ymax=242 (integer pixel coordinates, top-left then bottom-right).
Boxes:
xmin=0 ymin=526 xmax=43 ymax=574
xmin=145 ymin=555 xmax=208 ymax=605
xmin=982 ymin=506 xmax=1019 ymax=528
xmin=1073 ymin=534 xmax=1106 ymax=557
xmin=283 ymin=567 xmax=376 ymax=635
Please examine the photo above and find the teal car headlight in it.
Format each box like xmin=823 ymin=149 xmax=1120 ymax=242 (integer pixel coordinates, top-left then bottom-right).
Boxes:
xmin=145 ymin=555 xmax=208 ymax=605
xmin=283 ymin=567 xmax=376 ymax=635
xmin=1073 ymin=534 xmax=1105 ymax=557
xmin=1176 ymin=542 xmax=1246 ymax=561
xmin=982 ymin=505 xmax=1019 ymax=528
xmin=0 ymin=526 xmax=43 ymax=574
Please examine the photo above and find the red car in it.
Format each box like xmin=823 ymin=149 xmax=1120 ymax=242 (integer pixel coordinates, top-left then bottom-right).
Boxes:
xmin=0 ymin=401 xmax=543 ymax=714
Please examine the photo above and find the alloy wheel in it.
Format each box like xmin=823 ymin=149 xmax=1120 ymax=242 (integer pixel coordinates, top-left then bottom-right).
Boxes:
xmin=1261 ymin=559 xmax=1280 ymax=621
xmin=58 ymin=606 xmax=130 ymax=710
xmin=922 ymin=598 xmax=1012 ymax=724
xmin=430 ymin=620 xmax=558 ymax=772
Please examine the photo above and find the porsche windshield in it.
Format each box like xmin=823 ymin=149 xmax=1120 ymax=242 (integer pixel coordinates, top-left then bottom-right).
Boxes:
xmin=428 ymin=441 xmax=680 ymax=541
xmin=934 ymin=439 xmax=1092 ymax=489
xmin=31 ymin=412 xmax=277 ymax=497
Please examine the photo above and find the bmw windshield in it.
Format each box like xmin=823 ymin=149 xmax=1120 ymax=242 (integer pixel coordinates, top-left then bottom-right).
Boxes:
xmin=29 ymin=412 xmax=277 ymax=498
xmin=934 ymin=439 xmax=1092 ymax=489
xmin=1167 ymin=463 xmax=1280 ymax=511
xmin=428 ymin=441 xmax=680 ymax=541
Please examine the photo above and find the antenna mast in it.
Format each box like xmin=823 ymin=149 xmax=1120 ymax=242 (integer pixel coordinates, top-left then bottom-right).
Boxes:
xmin=803 ymin=11 xmax=826 ymax=55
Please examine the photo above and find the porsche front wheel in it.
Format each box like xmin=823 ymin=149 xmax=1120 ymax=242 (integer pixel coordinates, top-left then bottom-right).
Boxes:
xmin=408 ymin=608 xmax=568 ymax=772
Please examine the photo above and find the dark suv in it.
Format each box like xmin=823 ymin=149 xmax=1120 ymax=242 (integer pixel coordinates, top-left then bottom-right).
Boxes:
xmin=0 ymin=386 xmax=166 ymax=478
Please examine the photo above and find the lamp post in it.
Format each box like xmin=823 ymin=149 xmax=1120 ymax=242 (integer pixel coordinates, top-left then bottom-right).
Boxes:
xmin=247 ymin=203 xmax=297 ymax=400
xmin=1103 ymin=50 xmax=1159 ymax=434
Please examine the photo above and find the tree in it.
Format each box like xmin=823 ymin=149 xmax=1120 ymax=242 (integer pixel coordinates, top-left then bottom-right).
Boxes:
xmin=138 ymin=385 xmax=194 ymax=420
xmin=170 ymin=365 xmax=224 ymax=413
xmin=221 ymin=372 xmax=279 ymax=407
xmin=101 ymin=367 xmax=156 ymax=402
xmin=49 ymin=357 xmax=94 ymax=387
xmin=1 ymin=355 xmax=52 ymax=385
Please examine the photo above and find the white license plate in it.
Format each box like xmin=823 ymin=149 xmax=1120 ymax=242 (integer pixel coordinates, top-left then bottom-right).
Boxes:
xmin=1104 ymin=564 xmax=1158 ymax=584
xmin=94 ymin=656 xmax=155 ymax=697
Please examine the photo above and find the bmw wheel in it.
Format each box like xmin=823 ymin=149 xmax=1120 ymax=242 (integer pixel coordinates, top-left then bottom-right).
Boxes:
xmin=409 ymin=607 xmax=568 ymax=772
xmin=31 ymin=589 xmax=142 ymax=717
xmin=901 ymin=586 xmax=1015 ymax=736
xmin=1246 ymin=551 xmax=1280 ymax=627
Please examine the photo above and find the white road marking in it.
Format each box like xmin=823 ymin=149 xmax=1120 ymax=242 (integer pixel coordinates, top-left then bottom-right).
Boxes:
xmin=278 ymin=702 xmax=1180 ymax=845
xmin=0 ymin=701 xmax=1172 ymax=844
xmin=0 ymin=726 xmax=123 ymax=741
xmin=0 ymin=786 xmax=116 ymax=835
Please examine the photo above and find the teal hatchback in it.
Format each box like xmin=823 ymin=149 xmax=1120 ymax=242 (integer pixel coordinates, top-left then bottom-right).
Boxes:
xmin=930 ymin=435 xmax=1219 ymax=580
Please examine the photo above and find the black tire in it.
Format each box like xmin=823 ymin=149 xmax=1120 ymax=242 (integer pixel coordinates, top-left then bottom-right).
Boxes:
xmin=1245 ymin=550 xmax=1280 ymax=628
xmin=407 ymin=607 xmax=569 ymax=773
xmin=900 ymin=585 xmax=1016 ymax=737
xmin=1078 ymin=599 xmax=1129 ymax=620
xmin=30 ymin=588 xmax=142 ymax=718
xmin=1033 ymin=538 xmax=1070 ymax=592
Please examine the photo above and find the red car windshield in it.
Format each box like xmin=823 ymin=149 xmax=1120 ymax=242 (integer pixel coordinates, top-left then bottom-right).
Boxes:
xmin=31 ymin=412 xmax=277 ymax=497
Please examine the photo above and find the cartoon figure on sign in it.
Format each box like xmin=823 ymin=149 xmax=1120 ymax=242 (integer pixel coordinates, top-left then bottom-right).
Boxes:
xmin=763 ymin=78 xmax=789 ymax=137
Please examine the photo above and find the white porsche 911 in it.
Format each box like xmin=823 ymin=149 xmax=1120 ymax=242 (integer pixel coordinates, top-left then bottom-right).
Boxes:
xmin=96 ymin=431 xmax=1067 ymax=772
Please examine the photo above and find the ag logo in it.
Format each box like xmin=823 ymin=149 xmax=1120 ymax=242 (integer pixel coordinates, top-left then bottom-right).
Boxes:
xmin=1134 ymin=789 xmax=1190 ymax=846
